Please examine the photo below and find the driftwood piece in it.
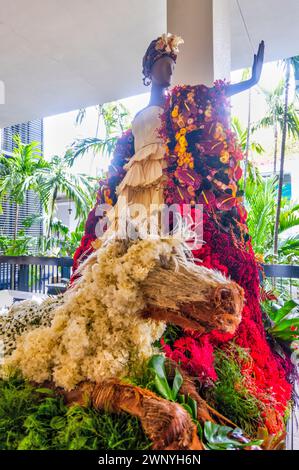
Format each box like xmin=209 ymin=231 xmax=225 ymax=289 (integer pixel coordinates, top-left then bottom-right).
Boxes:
xmin=92 ymin=378 xmax=203 ymax=450
xmin=139 ymin=261 xmax=244 ymax=334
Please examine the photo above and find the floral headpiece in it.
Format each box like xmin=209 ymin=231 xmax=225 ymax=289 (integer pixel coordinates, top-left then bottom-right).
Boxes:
xmin=142 ymin=33 xmax=184 ymax=85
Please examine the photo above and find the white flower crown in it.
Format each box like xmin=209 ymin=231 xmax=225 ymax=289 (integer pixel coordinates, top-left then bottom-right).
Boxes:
xmin=155 ymin=33 xmax=184 ymax=55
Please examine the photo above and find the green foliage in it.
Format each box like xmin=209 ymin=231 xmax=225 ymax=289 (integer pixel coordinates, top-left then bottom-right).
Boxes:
xmin=70 ymin=102 xmax=131 ymax=164
xmin=0 ymin=135 xmax=46 ymax=208
xmin=206 ymin=346 xmax=262 ymax=437
xmin=262 ymin=297 xmax=299 ymax=344
xmin=203 ymin=422 xmax=262 ymax=450
xmin=148 ymin=354 xmax=183 ymax=402
xmin=231 ymin=116 xmax=264 ymax=155
xmin=37 ymin=154 xmax=96 ymax=233
xmin=0 ymin=359 xmax=264 ymax=451
xmin=0 ymin=376 xmax=151 ymax=450
xmin=36 ymin=219 xmax=85 ymax=257
xmin=252 ymin=79 xmax=299 ymax=139
xmin=0 ymin=375 xmax=39 ymax=449
xmin=0 ymin=134 xmax=97 ymax=246
xmin=0 ymin=216 xmax=84 ymax=257
xmin=242 ymin=164 xmax=299 ymax=263
xmin=147 ymin=354 xmax=263 ymax=450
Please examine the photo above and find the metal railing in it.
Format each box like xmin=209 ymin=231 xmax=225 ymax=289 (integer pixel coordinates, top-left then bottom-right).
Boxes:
xmin=0 ymin=255 xmax=73 ymax=294
xmin=262 ymin=263 xmax=299 ymax=450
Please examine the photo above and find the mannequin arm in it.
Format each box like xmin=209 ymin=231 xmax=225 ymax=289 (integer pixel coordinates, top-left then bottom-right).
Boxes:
xmin=225 ymin=40 xmax=265 ymax=97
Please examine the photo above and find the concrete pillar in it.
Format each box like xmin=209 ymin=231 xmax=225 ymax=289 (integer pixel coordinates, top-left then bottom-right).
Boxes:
xmin=167 ymin=0 xmax=231 ymax=86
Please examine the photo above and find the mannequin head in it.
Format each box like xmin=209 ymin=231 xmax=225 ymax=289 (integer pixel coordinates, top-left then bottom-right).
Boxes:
xmin=142 ymin=33 xmax=183 ymax=87
xmin=150 ymin=55 xmax=175 ymax=88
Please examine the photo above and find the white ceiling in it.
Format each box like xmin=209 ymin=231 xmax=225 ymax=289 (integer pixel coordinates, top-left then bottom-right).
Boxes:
xmin=230 ymin=0 xmax=299 ymax=69
xmin=0 ymin=0 xmax=298 ymax=128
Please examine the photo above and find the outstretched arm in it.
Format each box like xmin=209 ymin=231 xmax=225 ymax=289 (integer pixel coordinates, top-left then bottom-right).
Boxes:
xmin=225 ymin=40 xmax=265 ymax=97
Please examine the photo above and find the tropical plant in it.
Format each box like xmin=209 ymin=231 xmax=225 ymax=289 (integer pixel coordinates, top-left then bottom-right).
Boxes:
xmin=263 ymin=298 xmax=299 ymax=345
xmin=0 ymin=230 xmax=35 ymax=256
xmin=232 ymin=116 xmax=264 ymax=155
xmin=69 ymin=102 xmax=131 ymax=164
xmin=242 ymin=164 xmax=299 ymax=263
xmin=203 ymin=422 xmax=262 ymax=450
xmin=148 ymin=354 xmax=262 ymax=449
xmin=0 ymin=135 xmax=47 ymax=239
xmin=36 ymin=154 xmax=96 ymax=237
xmin=273 ymin=58 xmax=299 ymax=256
xmin=252 ymin=80 xmax=299 ymax=173
xmin=34 ymin=219 xmax=85 ymax=257
xmin=0 ymin=376 xmax=151 ymax=450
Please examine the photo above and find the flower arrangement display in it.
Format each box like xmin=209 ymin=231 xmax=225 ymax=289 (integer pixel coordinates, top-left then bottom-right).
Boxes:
xmin=1 ymin=80 xmax=295 ymax=449
xmin=69 ymin=80 xmax=295 ymax=440
xmin=1 ymin=229 xmax=249 ymax=450
xmin=3 ymin=238 xmax=170 ymax=390
xmin=157 ymin=80 xmax=248 ymax=246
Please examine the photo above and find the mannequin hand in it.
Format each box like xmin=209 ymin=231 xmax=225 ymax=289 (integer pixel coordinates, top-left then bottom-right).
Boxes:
xmin=251 ymin=40 xmax=265 ymax=85
xmin=225 ymin=40 xmax=265 ymax=97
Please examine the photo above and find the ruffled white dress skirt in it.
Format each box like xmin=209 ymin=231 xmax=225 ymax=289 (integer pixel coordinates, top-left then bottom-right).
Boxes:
xmin=103 ymin=106 xmax=167 ymax=238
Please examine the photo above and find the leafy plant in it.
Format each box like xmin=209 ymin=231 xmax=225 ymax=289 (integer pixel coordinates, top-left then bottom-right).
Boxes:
xmin=203 ymin=422 xmax=262 ymax=450
xmin=70 ymin=102 xmax=131 ymax=164
xmin=242 ymin=164 xmax=299 ymax=263
xmin=0 ymin=377 xmax=151 ymax=450
xmin=0 ymin=135 xmax=47 ymax=239
xmin=206 ymin=346 xmax=262 ymax=436
xmin=148 ymin=354 xmax=183 ymax=401
xmin=147 ymin=354 xmax=263 ymax=449
xmin=262 ymin=297 xmax=299 ymax=344
xmin=0 ymin=229 xmax=35 ymax=255
xmin=36 ymin=154 xmax=96 ymax=236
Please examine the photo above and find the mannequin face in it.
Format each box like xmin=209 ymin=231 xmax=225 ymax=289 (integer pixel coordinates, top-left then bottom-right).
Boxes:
xmin=150 ymin=55 xmax=175 ymax=87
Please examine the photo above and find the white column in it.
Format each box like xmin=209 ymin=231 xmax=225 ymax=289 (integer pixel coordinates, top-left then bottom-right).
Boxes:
xmin=167 ymin=0 xmax=231 ymax=86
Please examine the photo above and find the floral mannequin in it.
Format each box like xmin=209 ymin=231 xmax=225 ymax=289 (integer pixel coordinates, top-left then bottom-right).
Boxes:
xmin=71 ymin=34 xmax=294 ymax=439
xmin=142 ymin=36 xmax=264 ymax=107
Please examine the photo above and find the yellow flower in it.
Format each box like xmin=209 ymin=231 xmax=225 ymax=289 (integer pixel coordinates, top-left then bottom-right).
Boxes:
xmin=204 ymin=105 xmax=212 ymax=120
xmin=220 ymin=150 xmax=230 ymax=164
xmin=179 ymin=127 xmax=187 ymax=135
xmin=171 ymin=105 xmax=179 ymax=118
xmin=178 ymin=136 xmax=187 ymax=147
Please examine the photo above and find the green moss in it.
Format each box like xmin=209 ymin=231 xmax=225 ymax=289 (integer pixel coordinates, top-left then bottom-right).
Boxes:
xmin=205 ymin=344 xmax=263 ymax=437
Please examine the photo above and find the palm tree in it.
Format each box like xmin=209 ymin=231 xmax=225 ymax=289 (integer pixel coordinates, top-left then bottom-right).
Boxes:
xmin=232 ymin=116 xmax=264 ymax=156
xmin=68 ymin=102 xmax=131 ymax=165
xmin=0 ymin=135 xmax=47 ymax=239
xmin=292 ymin=56 xmax=299 ymax=96
xmin=273 ymin=58 xmax=295 ymax=257
xmin=244 ymin=164 xmax=299 ymax=263
xmin=252 ymin=79 xmax=299 ymax=174
xmin=36 ymin=153 xmax=96 ymax=237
